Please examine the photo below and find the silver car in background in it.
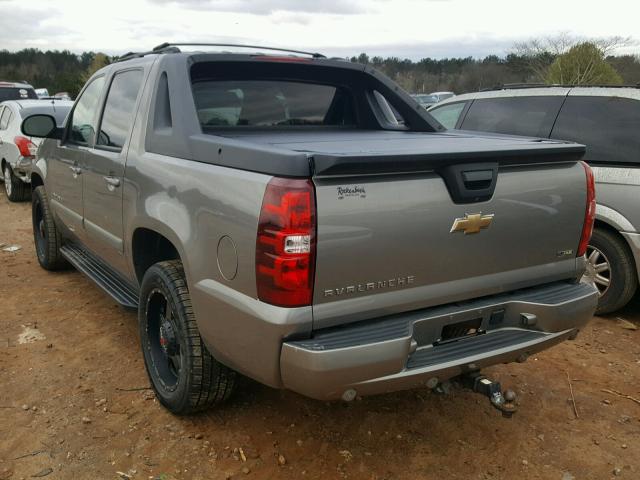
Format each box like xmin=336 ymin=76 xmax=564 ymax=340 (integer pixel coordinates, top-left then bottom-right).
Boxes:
xmin=0 ymin=99 xmax=73 ymax=201
xmin=430 ymin=91 xmax=455 ymax=103
xmin=429 ymin=86 xmax=640 ymax=314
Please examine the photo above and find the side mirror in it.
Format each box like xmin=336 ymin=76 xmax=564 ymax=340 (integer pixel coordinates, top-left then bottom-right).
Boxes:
xmin=21 ymin=114 xmax=61 ymax=139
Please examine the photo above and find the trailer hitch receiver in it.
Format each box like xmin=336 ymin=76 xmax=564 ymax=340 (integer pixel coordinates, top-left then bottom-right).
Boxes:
xmin=462 ymin=372 xmax=517 ymax=418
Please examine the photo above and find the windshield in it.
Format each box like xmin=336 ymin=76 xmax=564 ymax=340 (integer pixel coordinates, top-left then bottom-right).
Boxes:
xmin=192 ymin=80 xmax=356 ymax=127
xmin=0 ymin=87 xmax=38 ymax=102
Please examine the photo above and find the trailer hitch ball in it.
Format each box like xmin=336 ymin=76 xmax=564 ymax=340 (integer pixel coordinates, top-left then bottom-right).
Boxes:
xmin=504 ymin=389 xmax=517 ymax=403
xmin=462 ymin=372 xmax=518 ymax=418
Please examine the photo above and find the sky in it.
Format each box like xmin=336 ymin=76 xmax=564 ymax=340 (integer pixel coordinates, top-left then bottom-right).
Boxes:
xmin=1 ymin=0 xmax=639 ymax=59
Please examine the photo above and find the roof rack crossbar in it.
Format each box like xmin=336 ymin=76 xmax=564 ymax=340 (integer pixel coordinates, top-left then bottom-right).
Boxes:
xmin=152 ymin=42 xmax=326 ymax=58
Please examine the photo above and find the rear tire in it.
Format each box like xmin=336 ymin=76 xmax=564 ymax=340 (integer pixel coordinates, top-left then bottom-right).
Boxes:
xmin=3 ymin=163 xmax=29 ymax=202
xmin=139 ymin=260 xmax=236 ymax=414
xmin=583 ymin=228 xmax=638 ymax=315
xmin=32 ymin=186 xmax=68 ymax=270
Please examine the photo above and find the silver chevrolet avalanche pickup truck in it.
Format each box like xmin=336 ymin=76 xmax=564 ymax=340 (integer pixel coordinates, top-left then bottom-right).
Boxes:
xmin=21 ymin=44 xmax=598 ymax=415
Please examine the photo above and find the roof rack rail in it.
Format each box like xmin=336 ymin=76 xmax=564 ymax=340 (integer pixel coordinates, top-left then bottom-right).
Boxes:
xmin=115 ymin=43 xmax=326 ymax=63
xmin=482 ymin=83 xmax=640 ymax=91
xmin=152 ymin=42 xmax=326 ymax=58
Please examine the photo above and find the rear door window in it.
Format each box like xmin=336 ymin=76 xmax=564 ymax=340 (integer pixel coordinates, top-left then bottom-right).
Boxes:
xmin=551 ymin=96 xmax=640 ymax=165
xmin=461 ymin=96 xmax=565 ymax=138
xmin=97 ymin=69 xmax=144 ymax=150
xmin=430 ymin=102 xmax=467 ymax=129
xmin=192 ymin=80 xmax=356 ymax=128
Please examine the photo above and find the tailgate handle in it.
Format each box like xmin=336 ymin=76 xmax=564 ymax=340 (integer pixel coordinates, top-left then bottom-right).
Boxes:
xmin=437 ymin=162 xmax=498 ymax=204
xmin=462 ymin=169 xmax=493 ymax=190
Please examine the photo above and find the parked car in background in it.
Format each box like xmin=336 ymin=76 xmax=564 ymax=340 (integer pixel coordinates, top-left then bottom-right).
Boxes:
xmin=20 ymin=43 xmax=597 ymax=415
xmin=430 ymin=91 xmax=455 ymax=103
xmin=412 ymin=93 xmax=439 ymax=108
xmin=53 ymin=92 xmax=72 ymax=101
xmin=0 ymin=99 xmax=73 ymax=201
xmin=429 ymin=86 xmax=640 ymax=314
xmin=0 ymin=81 xmax=38 ymax=102
xmin=35 ymin=88 xmax=50 ymax=98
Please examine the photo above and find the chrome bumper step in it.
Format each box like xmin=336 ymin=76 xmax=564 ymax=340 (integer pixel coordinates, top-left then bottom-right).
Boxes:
xmin=407 ymin=329 xmax=546 ymax=369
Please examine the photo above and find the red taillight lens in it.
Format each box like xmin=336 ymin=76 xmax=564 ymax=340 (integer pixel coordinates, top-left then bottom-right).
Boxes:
xmin=14 ymin=136 xmax=37 ymax=157
xmin=256 ymin=177 xmax=316 ymax=307
xmin=577 ymin=161 xmax=596 ymax=257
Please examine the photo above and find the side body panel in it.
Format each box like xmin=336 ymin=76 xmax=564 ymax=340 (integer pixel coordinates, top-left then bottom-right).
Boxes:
xmin=0 ymin=104 xmax=21 ymax=173
xmin=122 ymin=60 xmax=313 ymax=387
xmin=593 ymin=166 xmax=640 ymax=281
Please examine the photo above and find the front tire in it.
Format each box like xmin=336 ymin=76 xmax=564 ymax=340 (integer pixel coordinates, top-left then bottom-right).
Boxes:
xmin=583 ymin=228 xmax=638 ymax=315
xmin=139 ymin=260 xmax=236 ymax=414
xmin=32 ymin=186 xmax=68 ymax=270
xmin=3 ymin=163 xmax=29 ymax=202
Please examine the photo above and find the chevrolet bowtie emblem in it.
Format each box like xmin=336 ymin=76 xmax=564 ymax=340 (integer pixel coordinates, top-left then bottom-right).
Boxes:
xmin=450 ymin=213 xmax=494 ymax=235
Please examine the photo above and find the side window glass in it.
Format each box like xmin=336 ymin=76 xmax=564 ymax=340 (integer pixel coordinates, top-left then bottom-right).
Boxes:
xmin=551 ymin=96 xmax=640 ymax=165
xmin=97 ymin=70 xmax=144 ymax=150
xmin=430 ymin=102 xmax=466 ymax=129
xmin=0 ymin=107 xmax=10 ymax=130
xmin=461 ymin=96 xmax=564 ymax=138
xmin=372 ymin=90 xmax=405 ymax=127
xmin=68 ymin=76 xmax=106 ymax=145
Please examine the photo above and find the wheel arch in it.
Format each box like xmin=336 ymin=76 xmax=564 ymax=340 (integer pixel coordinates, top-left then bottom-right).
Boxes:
xmin=31 ymin=172 xmax=44 ymax=189
xmin=130 ymin=226 xmax=185 ymax=285
xmin=595 ymin=204 xmax=635 ymax=233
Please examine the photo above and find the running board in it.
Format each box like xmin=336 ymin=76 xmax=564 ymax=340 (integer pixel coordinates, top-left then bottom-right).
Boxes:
xmin=60 ymin=244 xmax=139 ymax=308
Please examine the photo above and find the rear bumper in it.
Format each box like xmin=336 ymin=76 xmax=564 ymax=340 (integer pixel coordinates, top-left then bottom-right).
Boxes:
xmin=10 ymin=156 xmax=33 ymax=182
xmin=281 ymin=281 xmax=598 ymax=400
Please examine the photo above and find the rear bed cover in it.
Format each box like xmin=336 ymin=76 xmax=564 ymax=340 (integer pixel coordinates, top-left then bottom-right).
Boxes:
xmin=212 ymin=130 xmax=585 ymax=177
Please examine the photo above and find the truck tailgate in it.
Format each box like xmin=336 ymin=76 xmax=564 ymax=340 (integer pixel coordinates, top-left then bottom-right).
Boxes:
xmin=312 ymin=160 xmax=586 ymax=327
xmin=216 ymin=129 xmax=587 ymax=329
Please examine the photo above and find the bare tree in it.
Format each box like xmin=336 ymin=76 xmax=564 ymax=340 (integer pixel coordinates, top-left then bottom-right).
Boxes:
xmin=512 ymin=33 xmax=634 ymax=81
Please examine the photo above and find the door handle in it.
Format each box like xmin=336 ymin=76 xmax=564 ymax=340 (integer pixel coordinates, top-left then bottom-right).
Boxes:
xmin=103 ymin=176 xmax=121 ymax=190
xmin=69 ymin=166 xmax=82 ymax=176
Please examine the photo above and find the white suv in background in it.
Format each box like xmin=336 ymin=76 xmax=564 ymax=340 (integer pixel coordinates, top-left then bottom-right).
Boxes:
xmin=0 ymin=99 xmax=73 ymax=201
xmin=429 ymin=86 xmax=640 ymax=314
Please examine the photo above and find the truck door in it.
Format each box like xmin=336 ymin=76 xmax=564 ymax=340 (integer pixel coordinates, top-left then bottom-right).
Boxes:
xmin=48 ymin=76 xmax=106 ymax=239
xmin=82 ymin=68 xmax=145 ymax=275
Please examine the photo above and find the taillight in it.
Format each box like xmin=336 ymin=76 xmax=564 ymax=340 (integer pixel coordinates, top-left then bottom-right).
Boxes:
xmin=256 ymin=177 xmax=316 ymax=307
xmin=14 ymin=136 xmax=37 ymax=157
xmin=577 ymin=161 xmax=596 ymax=257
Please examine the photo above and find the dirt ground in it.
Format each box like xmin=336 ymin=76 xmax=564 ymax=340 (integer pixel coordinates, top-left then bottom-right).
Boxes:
xmin=0 ymin=193 xmax=639 ymax=480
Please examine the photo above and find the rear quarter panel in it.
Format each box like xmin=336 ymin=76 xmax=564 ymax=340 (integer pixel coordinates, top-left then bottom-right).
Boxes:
xmin=122 ymin=64 xmax=313 ymax=387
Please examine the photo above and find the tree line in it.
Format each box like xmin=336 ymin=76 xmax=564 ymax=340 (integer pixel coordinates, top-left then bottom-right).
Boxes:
xmin=1 ymin=37 xmax=638 ymax=98
xmin=350 ymin=38 xmax=640 ymax=94
xmin=0 ymin=49 xmax=110 ymax=98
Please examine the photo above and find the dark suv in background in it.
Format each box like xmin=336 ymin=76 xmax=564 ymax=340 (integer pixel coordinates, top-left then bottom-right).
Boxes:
xmin=430 ymin=86 xmax=640 ymax=314
xmin=0 ymin=81 xmax=38 ymax=102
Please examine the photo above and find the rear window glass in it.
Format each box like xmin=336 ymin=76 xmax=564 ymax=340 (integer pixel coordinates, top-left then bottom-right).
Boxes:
xmin=461 ymin=96 xmax=564 ymax=138
xmin=192 ymin=80 xmax=355 ymax=127
xmin=0 ymin=87 xmax=38 ymax=102
xmin=551 ymin=96 xmax=640 ymax=165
